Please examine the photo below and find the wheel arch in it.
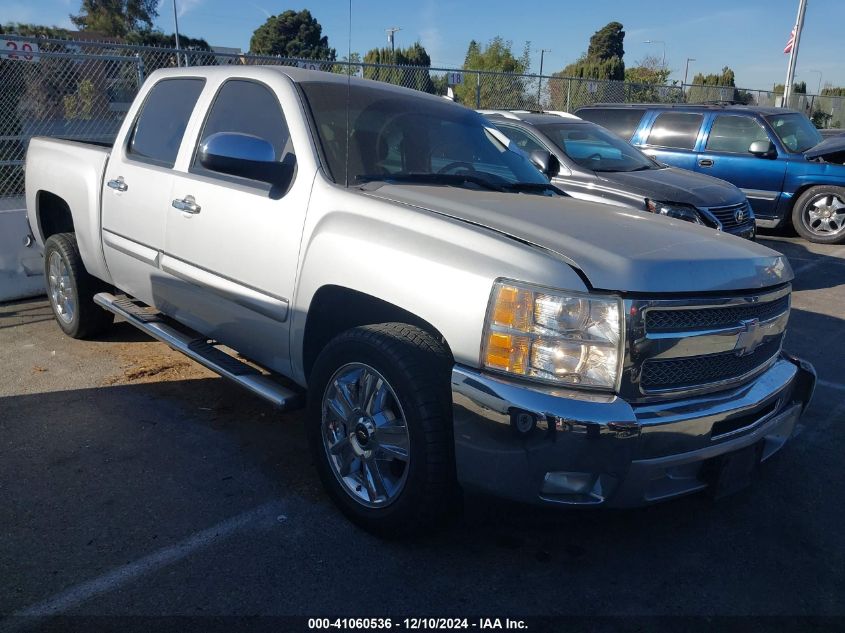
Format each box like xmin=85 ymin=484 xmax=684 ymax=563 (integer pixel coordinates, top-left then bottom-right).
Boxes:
xmin=301 ymin=285 xmax=454 ymax=384
xmin=35 ymin=190 xmax=75 ymax=243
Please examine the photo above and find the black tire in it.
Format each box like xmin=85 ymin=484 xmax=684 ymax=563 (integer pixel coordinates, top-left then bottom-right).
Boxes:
xmin=306 ymin=323 xmax=456 ymax=535
xmin=43 ymin=233 xmax=114 ymax=339
xmin=791 ymin=185 xmax=845 ymax=244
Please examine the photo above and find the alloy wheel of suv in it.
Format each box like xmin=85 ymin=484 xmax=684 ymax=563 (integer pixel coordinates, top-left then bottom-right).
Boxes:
xmin=793 ymin=186 xmax=845 ymax=244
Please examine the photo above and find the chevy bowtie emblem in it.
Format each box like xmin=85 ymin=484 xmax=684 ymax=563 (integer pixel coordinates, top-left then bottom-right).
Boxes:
xmin=734 ymin=318 xmax=765 ymax=356
xmin=734 ymin=207 xmax=748 ymax=223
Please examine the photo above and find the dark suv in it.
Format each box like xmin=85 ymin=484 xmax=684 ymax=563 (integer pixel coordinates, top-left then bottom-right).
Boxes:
xmin=576 ymin=104 xmax=845 ymax=244
xmin=484 ymin=111 xmax=755 ymax=239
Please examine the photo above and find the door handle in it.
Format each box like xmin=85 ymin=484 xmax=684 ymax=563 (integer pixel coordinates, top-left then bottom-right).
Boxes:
xmin=698 ymin=158 xmax=714 ymax=167
xmin=172 ymin=196 xmax=201 ymax=214
xmin=107 ymin=177 xmax=128 ymax=192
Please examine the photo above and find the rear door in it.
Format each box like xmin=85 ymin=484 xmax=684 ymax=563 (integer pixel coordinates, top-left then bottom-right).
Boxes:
xmin=575 ymin=108 xmax=647 ymax=142
xmin=162 ymin=77 xmax=309 ymax=373
xmin=695 ymin=114 xmax=788 ymax=218
xmin=636 ymin=110 xmax=705 ymax=171
xmin=101 ymin=77 xmax=205 ymax=306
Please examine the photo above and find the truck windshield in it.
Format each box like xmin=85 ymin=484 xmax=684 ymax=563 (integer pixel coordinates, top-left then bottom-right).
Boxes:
xmin=766 ymin=113 xmax=823 ymax=153
xmin=537 ymin=122 xmax=657 ymax=173
xmin=299 ymin=81 xmax=549 ymax=188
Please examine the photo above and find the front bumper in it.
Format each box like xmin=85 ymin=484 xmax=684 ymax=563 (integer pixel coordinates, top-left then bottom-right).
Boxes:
xmin=451 ymin=353 xmax=815 ymax=507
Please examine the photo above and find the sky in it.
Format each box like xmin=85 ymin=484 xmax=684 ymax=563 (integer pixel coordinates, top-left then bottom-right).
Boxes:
xmin=9 ymin=0 xmax=845 ymax=92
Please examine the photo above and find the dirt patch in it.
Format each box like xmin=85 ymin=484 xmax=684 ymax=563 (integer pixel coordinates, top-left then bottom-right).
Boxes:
xmin=103 ymin=340 xmax=217 ymax=386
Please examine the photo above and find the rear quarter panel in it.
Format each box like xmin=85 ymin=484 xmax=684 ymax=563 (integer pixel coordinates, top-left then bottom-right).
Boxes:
xmin=25 ymin=138 xmax=113 ymax=283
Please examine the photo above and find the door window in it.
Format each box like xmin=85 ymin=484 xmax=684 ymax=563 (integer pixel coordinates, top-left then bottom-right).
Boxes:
xmin=706 ymin=115 xmax=770 ymax=154
xmin=193 ymin=79 xmax=294 ymax=181
xmin=127 ymin=78 xmax=205 ymax=168
xmin=645 ymin=112 xmax=703 ymax=150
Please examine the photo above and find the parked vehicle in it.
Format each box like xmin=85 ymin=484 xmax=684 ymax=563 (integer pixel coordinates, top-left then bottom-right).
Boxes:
xmin=25 ymin=67 xmax=815 ymax=533
xmin=483 ymin=111 xmax=755 ymax=239
xmin=575 ymin=104 xmax=845 ymax=243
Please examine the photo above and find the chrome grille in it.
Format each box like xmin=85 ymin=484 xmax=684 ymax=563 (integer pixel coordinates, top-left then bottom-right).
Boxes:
xmin=623 ymin=286 xmax=791 ymax=398
xmin=646 ymin=295 xmax=790 ymax=332
xmin=706 ymin=202 xmax=754 ymax=231
xmin=641 ymin=336 xmax=782 ymax=390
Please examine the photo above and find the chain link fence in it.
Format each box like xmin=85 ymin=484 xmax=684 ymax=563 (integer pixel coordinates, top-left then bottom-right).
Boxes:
xmin=2 ymin=33 xmax=844 ymax=201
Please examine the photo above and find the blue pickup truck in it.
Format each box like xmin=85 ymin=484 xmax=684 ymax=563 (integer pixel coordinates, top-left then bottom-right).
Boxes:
xmin=575 ymin=104 xmax=845 ymax=244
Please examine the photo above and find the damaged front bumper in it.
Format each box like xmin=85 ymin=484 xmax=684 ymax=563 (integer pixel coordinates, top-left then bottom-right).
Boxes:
xmin=451 ymin=352 xmax=815 ymax=506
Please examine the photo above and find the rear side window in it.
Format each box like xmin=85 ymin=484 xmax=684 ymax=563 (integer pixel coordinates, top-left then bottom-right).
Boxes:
xmin=576 ymin=108 xmax=646 ymax=141
xmin=645 ymin=112 xmax=703 ymax=150
xmin=193 ymin=79 xmax=293 ymax=173
xmin=496 ymin=125 xmax=547 ymax=154
xmin=127 ymin=78 xmax=205 ymax=167
xmin=706 ymin=115 xmax=770 ymax=153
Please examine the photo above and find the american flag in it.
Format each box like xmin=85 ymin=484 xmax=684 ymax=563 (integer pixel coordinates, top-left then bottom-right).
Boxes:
xmin=783 ymin=27 xmax=796 ymax=54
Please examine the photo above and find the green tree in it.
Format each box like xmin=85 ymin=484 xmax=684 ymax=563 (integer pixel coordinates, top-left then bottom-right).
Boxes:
xmin=249 ymin=9 xmax=335 ymax=60
xmin=362 ymin=42 xmax=435 ymax=93
xmin=453 ymin=37 xmax=531 ymax=108
xmin=687 ymin=66 xmax=739 ymax=103
xmin=548 ymin=21 xmax=626 ymax=110
xmin=623 ymin=54 xmax=679 ymax=102
xmin=70 ymin=0 xmax=159 ymax=37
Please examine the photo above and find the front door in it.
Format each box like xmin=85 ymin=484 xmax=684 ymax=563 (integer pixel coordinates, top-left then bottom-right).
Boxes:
xmin=101 ymin=77 xmax=205 ymax=306
xmin=695 ymin=114 xmax=788 ymax=219
xmin=162 ymin=79 xmax=309 ymax=374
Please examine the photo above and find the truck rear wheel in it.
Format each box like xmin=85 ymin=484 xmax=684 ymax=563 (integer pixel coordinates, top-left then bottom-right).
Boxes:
xmin=306 ymin=323 xmax=457 ymax=535
xmin=43 ymin=233 xmax=114 ymax=339
xmin=791 ymin=186 xmax=845 ymax=244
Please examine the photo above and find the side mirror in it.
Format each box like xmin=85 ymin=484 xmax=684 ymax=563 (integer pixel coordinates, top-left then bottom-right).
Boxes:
xmin=529 ymin=149 xmax=561 ymax=178
xmin=749 ymin=140 xmax=777 ymax=158
xmin=199 ymin=132 xmax=293 ymax=185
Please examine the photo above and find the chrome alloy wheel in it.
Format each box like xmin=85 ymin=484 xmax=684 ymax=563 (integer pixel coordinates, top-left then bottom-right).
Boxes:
xmin=48 ymin=251 xmax=75 ymax=324
xmin=804 ymin=193 xmax=845 ymax=237
xmin=321 ymin=362 xmax=410 ymax=508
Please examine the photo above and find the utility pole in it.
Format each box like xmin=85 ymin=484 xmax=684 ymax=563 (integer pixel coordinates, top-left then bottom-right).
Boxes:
xmin=644 ymin=40 xmax=667 ymax=69
xmin=683 ymin=58 xmax=696 ymax=88
xmin=807 ymin=69 xmax=822 ymax=95
xmin=386 ymin=26 xmax=401 ymax=61
xmin=537 ymin=49 xmax=551 ymax=111
xmin=783 ymin=0 xmax=808 ymax=107
xmin=173 ymin=0 xmax=182 ymax=67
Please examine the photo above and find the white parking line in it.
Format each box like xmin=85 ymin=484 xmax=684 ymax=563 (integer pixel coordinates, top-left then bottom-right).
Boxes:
xmin=4 ymin=501 xmax=283 ymax=626
xmin=792 ymin=246 xmax=845 ymax=277
xmin=817 ymin=378 xmax=845 ymax=394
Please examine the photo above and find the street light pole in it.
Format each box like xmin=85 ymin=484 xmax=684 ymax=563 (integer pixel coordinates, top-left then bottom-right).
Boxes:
xmin=643 ymin=39 xmax=667 ymax=68
xmin=683 ymin=57 xmax=696 ymax=87
xmin=172 ymin=0 xmax=182 ymax=68
xmin=537 ymin=48 xmax=551 ymax=110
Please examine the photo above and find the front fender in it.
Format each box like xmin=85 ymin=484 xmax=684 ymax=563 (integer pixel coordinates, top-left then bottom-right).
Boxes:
xmin=288 ymin=181 xmax=587 ymax=384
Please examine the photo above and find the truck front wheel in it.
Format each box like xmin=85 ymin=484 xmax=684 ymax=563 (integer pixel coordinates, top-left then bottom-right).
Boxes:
xmin=792 ymin=186 xmax=845 ymax=244
xmin=43 ymin=233 xmax=114 ymax=339
xmin=307 ymin=323 xmax=457 ymax=535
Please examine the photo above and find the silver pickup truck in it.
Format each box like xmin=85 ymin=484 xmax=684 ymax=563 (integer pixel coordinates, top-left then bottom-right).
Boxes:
xmin=25 ymin=66 xmax=815 ymax=533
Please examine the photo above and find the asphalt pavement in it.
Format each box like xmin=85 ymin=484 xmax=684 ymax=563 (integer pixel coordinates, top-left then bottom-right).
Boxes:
xmin=1 ymin=234 xmax=843 ymax=630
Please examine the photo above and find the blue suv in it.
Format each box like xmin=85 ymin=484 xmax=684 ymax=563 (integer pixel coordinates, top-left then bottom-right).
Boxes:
xmin=575 ymin=104 xmax=845 ymax=244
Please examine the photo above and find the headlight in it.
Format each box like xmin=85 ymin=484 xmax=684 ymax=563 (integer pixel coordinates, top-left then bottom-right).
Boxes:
xmin=481 ymin=280 xmax=624 ymax=390
xmin=646 ymin=199 xmax=703 ymax=224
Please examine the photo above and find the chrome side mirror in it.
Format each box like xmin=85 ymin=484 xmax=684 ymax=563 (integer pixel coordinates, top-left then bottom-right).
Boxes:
xmin=529 ymin=149 xmax=561 ymax=178
xmin=749 ymin=140 xmax=777 ymax=158
xmin=199 ymin=132 xmax=293 ymax=185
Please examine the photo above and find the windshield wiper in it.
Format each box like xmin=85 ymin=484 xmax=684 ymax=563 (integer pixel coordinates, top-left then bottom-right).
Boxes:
xmin=356 ymin=173 xmax=505 ymax=192
xmin=499 ymin=182 xmax=565 ymax=195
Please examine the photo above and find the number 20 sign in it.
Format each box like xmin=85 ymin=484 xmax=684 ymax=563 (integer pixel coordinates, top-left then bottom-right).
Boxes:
xmin=2 ymin=40 xmax=41 ymax=62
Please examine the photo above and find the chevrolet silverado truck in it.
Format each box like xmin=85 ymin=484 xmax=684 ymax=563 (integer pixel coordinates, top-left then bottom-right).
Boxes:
xmin=25 ymin=66 xmax=815 ymax=533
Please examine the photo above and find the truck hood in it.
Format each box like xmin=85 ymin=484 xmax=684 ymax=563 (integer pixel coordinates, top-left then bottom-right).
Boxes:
xmin=804 ymin=135 xmax=845 ymax=160
xmin=596 ymin=167 xmax=745 ymax=208
xmin=362 ymin=184 xmax=792 ymax=294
